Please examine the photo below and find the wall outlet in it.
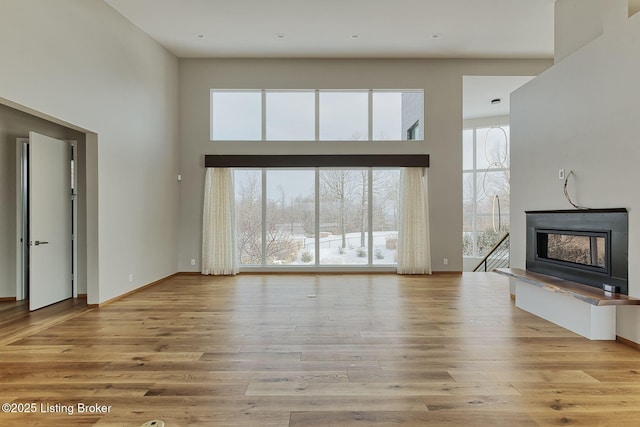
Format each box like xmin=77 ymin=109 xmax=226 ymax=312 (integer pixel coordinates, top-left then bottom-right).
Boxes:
xmin=190 ymin=259 xmax=196 ymax=266
xmin=443 ymin=258 xmax=449 ymax=265
xmin=559 ymin=169 xmax=565 ymax=180
xmin=128 ymin=273 xmax=133 ymax=283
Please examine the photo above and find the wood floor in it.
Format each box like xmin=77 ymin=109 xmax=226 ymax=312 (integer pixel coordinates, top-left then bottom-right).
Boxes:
xmin=1 ymin=273 xmax=640 ymax=426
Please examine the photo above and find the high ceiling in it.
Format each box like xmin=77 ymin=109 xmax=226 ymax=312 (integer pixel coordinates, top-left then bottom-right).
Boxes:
xmin=105 ymin=0 xmax=555 ymax=59
xmin=463 ymin=76 xmax=535 ymax=120
xmin=105 ymin=1 xmax=553 ymax=119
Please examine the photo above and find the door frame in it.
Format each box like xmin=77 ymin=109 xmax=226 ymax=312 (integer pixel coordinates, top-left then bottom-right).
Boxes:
xmin=15 ymin=137 xmax=77 ymax=302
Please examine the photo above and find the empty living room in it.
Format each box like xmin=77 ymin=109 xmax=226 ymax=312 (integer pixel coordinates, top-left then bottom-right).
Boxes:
xmin=1 ymin=1 xmax=640 ymax=426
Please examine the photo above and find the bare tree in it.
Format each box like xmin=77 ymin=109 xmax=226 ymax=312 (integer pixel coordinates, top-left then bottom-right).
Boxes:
xmin=236 ymin=173 xmax=262 ymax=264
xmin=264 ymin=199 xmax=299 ymax=264
xmin=320 ymin=170 xmax=358 ymax=248
xmin=359 ymin=170 xmax=367 ymax=247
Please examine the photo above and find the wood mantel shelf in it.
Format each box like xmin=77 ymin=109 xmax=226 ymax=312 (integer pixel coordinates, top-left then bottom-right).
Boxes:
xmin=494 ymin=268 xmax=640 ymax=306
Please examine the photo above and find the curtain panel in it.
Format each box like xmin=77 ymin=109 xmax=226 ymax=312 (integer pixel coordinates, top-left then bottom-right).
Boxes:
xmin=202 ymin=168 xmax=239 ymax=275
xmin=397 ymin=167 xmax=432 ymax=274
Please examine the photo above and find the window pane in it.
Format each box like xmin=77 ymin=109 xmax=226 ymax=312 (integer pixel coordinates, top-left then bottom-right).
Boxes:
xmin=319 ymin=169 xmax=369 ymax=264
xmin=476 ymin=171 xmax=510 ymax=214
xmin=372 ymin=92 xmax=402 ymax=140
xmin=235 ymin=170 xmax=263 ymax=265
xmin=401 ymin=91 xmax=424 ymax=140
xmin=319 ymin=92 xmax=368 ymax=140
xmin=372 ymin=169 xmax=399 ymax=265
xmin=266 ymin=91 xmax=315 ymax=140
xmin=475 ymin=215 xmax=510 ymax=257
xmin=463 ymin=172 xmax=474 ymax=214
xmin=463 ymin=129 xmax=473 ymax=170
xmin=463 ymin=215 xmax=473 ymax=257
xmin=545 ymin=233 xmax=605 ymax=267
xmin=212 ymin=91 xmax=261 ymax=140
xmin=475 ymin=126 xmax=509 ymax=169
xmin=265 ymin=170 xmax=315 ymax=265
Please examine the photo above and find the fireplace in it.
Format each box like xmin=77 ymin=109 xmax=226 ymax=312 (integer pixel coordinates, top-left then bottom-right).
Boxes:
xmin=526 ymin=209 xmax=628 ymax=294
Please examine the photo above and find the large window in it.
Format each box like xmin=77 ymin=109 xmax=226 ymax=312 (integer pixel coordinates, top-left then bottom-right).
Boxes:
xmin=211 ymin=89 xmax=423 ymax=141
xmin=234 ymin=168 xmax=400 ymax=268
xmin=463 ymin=125 xmax=510 ymax=258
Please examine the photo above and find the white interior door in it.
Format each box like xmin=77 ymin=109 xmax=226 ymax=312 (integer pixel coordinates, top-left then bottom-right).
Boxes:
xmin=29 ymin=132 xmax=72 ymax=311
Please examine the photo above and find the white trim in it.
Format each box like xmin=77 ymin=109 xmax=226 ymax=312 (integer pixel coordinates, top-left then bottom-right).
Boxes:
xmin=314 ymin=168 xmax=320 ymax=265
xmin=71 ymin=141 xmax=78 ymax=298
xmin=367 ymin=168 xmax=373 ymax=265
xmin=261 ymin=169 xmax=267 ymax=267
xmin=240 ymin=266 xmax=398 ymax=273
xmin=15 ymin=138 xmax=27 ymax=301
xmin=367 ymin=90 xmax=373 ymax=142
xmin=315 ymin=90 xmax=320 ymax=141
xmin=261 ymin=90 xmax=267 ymax=141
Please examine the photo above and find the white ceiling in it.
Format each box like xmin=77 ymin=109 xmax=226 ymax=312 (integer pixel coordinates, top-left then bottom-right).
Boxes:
xmin=105 ymin=0 xmax=555 ymax=59
xmin=463 ymin=76 xmax=535 ymax=120
xmin=105 ymin=0 xmax=554 ymax=119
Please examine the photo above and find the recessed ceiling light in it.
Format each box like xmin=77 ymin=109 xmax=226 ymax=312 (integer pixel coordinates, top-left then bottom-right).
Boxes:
xmin=275 ymin=33 xmax=286 ymax=39
xmin=194 ymin=33 xmax=205 ymax=39
xmin=491 ymin=98 xmax=502 ymax=105
xmin=431 ymin=33 xmax=442 ymax=39
xmin=351 ymin=34 xmax=360 ymax=39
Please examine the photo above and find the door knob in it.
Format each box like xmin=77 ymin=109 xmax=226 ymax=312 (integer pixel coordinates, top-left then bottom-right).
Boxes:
xmin=32 ymin=241 xmax=49 ymax=246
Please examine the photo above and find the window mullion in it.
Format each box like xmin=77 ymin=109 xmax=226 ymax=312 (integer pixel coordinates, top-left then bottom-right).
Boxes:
xmin=261 ymin=90 xmax=267 ymax=141
xmin=315 ymin=90 xmax=320 ymax=141
xmin=368 ymin=168 xmax=373 ymax=265
xmin=368 ymin=90 xmax=373 ymax=141
xmin=262 ymin=169 xmax=267 ymax=266
xmin=472 ymin=129 xmax=478 ymax=258
xmin=315 ymin=168 xmax=320 ymax=266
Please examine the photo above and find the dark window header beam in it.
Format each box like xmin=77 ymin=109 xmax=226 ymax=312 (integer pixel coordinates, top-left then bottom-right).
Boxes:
xmin=204 ymin=154 xmax=429 ymax=168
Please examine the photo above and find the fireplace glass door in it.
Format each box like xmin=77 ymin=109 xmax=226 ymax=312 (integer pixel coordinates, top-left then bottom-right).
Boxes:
xmin=536 ymin=230 xmax=608 ymax=272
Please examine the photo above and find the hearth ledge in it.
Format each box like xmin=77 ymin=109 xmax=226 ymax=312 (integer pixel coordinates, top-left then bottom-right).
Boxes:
xmin=494 ymin=268 xmax=640 ymax=340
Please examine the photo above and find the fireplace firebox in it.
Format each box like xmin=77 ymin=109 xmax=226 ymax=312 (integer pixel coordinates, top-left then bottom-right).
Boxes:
xmin=526 ymin=209 xmax=628 ymax=295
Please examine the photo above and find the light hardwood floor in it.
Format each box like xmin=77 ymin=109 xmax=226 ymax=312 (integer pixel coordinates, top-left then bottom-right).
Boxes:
xmin=1 ymin=273 xmax=640 ymax=426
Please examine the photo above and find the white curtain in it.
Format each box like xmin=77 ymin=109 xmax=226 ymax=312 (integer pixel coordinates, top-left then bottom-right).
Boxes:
xmin=202 ymin=168 xmax=239 ymax=275
xmin=397 ymin=167 xmax=432 ymax=274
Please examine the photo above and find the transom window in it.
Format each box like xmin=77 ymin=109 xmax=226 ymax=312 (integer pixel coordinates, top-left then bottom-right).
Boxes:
xmin=211 ymin=89 xmax=424 ymax=141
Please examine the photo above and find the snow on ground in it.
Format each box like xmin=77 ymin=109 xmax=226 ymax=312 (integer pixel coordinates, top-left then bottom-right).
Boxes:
xmin=289 ymin=231 xmax=397 ymax=265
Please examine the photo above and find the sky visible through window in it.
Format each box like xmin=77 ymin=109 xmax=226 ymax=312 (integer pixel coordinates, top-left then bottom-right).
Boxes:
xmin=211 ymin=90 xmax=420 ymax=141
xmin=211 ymin=91 xmax=261 ymax=140
xmin=266 ymin=92 xmax=315 ymax=140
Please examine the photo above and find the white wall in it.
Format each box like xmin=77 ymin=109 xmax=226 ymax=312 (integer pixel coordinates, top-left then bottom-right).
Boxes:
xmin=554 ymin=0 xmax=628 ymax=63
xmin=178 ymin=58 xmax=550 ymax=273
xmin=0 ymin=0 xmax=180 ymax=304
xmin=511 ymin=12 xmax=640 ymax=342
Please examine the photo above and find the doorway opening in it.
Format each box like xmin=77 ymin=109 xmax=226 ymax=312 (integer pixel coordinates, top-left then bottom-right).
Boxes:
xmin=462 ymin=76 xmax=534 ymax=271
xmin=0 ymin=98 xmax=97 ymax=308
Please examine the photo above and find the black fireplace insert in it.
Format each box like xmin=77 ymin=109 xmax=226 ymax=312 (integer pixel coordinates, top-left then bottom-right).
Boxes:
xmin=526 ymin=209 xmax=628 ymax=294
